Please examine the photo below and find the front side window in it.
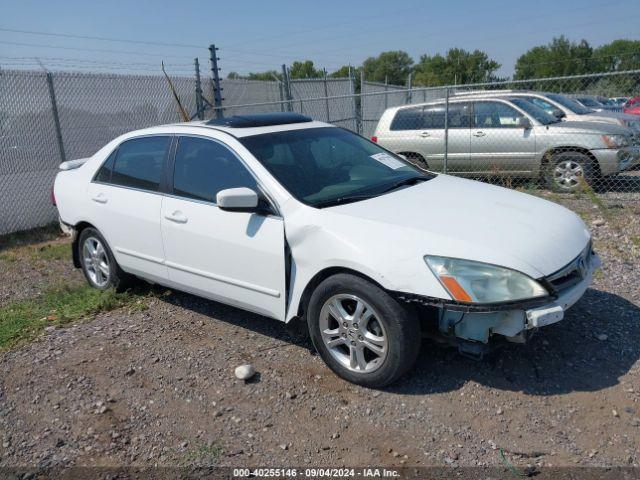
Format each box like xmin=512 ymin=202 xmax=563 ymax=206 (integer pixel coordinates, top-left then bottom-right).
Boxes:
xmin=173 ymin=136 xmax=257 ymax=203
xmin=111 ymin=136 xmax=170 ymax=191
xmin=473 ymin=101 xmax=524 ymax=128
xmin=240 ymin=127 xmax=433 ymax=208
xmin=509 ymin=98 xmax=558 ymax=125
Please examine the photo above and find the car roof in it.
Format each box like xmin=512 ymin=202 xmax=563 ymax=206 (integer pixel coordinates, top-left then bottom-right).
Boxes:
xmin=206 ymin=112 xmax=312 ymax=128
xmin=386 ymin=95 xmax=517 ymax=113
xmin=161 ymin=113 xmax=332 ymax=138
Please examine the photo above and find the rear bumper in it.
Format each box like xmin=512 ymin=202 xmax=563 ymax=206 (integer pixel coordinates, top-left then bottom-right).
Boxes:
xmin=591 ymin=147 xmax=640 ymax=175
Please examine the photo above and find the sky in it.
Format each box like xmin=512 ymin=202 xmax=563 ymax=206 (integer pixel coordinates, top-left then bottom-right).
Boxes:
xmin=0 ymin=0 xmax=638 ymax=78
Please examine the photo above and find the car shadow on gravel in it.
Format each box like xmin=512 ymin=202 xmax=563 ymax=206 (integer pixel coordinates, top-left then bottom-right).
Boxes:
xmin=159 ymin=287 xmax=637 ymax=395
xmin=391 ymin=288 xmax=640 ymax=396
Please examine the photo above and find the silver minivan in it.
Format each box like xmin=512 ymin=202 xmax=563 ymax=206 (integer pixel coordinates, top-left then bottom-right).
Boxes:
xmin=374 ymin=97 xmax=640 ymax=192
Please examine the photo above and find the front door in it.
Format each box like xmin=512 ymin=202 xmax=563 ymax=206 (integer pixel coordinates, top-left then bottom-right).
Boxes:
xmin=160 ymin=135 xmax=287 ymax=321
xmin=470 ymin=101 xmax=536 ymax=175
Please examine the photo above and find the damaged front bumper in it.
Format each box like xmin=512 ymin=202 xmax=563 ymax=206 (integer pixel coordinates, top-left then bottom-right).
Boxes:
xmin=397 ymin=251 xmax=601 ymax=356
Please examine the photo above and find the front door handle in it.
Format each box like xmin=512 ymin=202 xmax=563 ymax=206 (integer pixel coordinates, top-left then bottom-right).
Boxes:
xmin=91 ymin=193 xmax=108 ymax=204
xmin=164 ymin=211 xmax=188 ymax=224
xmin=473 ymin=131 xmax=486 ymax=137
xmin=419 ymin=131 xmax=430 ymax=138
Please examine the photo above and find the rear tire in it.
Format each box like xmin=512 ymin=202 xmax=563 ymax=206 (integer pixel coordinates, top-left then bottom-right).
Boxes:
xmin=78 ymin=227 xmax=133 ymax=292
xmin=399 ymin=152 xmax=429 ymax=171
xmin=307 ymin=274 xmax=421 ymax=388
xmin=543 ymin=151 xmax=598 ymax=192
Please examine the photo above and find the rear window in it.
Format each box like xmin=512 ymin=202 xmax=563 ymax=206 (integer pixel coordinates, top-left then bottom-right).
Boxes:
xmin=111 ymin=136 xmax=170 ymax=192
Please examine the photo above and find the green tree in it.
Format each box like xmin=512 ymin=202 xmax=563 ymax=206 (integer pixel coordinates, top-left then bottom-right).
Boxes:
xmin=225 ymin=70 xmax=281 ymax=81
xmin=329 ymin=65 xmax=358 ymax=78
xmin=289 ymin=60 xmax=324 ymax=79
xmin=593 ymin=39 xmax=640 ymax=72
xmin=514 ymin=36 xmax=595 ymax=79
xmin=413 ymin=48 xmax=501 ymax=86
xmin=362 ymin=51 xmax=413 ymax=85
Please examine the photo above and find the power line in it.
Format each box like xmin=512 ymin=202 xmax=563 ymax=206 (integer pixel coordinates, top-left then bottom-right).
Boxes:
xmin=0 ymin=27 xmax=203 ymax=49
xmin=0 ymin=40 xmax=196 ymax=58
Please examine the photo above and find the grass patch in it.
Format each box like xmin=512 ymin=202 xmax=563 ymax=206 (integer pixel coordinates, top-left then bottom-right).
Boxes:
xmin=29 ymin=242 xmax=71 ymax=261
xmin=182 ymin=441 xmax=224 ymax=467
xmin=0 ymin=223 xmax=61 ymax=253
xmin=0 ymin=284 xmax=148 ymax=351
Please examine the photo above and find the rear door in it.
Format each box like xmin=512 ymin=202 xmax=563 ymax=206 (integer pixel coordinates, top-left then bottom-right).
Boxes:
xmin=380 ymin=103 xmax=470 ymax=172
xmin=160 ymin=135 xmax=287 ymax=321
xmin=87 ymin=135 xmax=171 ymax=283
xmin=470 ymin=101 xmax=536 ymax=175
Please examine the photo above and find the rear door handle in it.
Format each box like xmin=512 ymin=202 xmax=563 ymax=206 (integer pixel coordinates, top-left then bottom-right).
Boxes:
xmin=419 ymin=131 xmax=430 ymax=137
xmin=91 ymin=193 xmax=108 ymax=204
xmin=164 ymin=211 xmax=188 ymax=224
xmin=473 ymin=131 xmax=486 ymax=137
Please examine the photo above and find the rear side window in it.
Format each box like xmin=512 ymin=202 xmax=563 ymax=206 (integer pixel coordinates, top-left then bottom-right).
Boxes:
xmin=390 ymin=103 xmax=470 ymax=130
xmin=173 ymin=136 xmax=257 ymax=203
xmin=111 ymin=136 xmax=170 ymax=192
xmin=94 ymin=150 xmax=116 ymax=183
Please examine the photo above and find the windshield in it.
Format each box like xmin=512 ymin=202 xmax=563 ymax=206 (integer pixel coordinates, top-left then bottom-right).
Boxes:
xmin=577 ymin=97 xmax=603 ymax=108
xmin=509 ymin=98 xmax=559 ymax=125
xmin=240 ymin=127 xmax=432 ymax=208
xmin=546 ymin=93 xmax=594 ymax=115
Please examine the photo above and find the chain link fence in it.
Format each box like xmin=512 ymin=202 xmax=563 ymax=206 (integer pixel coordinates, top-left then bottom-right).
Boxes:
xmin=1 ymin=66 xmax=639 ymax=235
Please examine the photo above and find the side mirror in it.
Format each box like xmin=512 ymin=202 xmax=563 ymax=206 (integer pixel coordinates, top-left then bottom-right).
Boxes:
xmin=516 ymin=117 xmax=532 ymax=129
xmin=552 ymin=108 xmax=566 ymax=119
xmin=216 ymin=187 xmax=259 ymax=211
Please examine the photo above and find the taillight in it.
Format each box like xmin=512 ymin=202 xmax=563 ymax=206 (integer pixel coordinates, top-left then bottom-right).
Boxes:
xmin=51 ymin=186 xmax=57 ymax=206
xmin=371 ymin=136 xmax=378 ymax=143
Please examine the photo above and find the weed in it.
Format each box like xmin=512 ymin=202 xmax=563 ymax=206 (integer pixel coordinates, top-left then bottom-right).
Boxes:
xmin=182 ymin=441 xmax=223 ymax=467
xmin=0 ymin=284 xmax=148 ymax=350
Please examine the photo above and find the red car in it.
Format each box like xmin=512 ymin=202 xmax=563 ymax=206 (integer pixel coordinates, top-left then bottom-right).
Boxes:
xmin=624 ymin=96 xmax=640 ymax=115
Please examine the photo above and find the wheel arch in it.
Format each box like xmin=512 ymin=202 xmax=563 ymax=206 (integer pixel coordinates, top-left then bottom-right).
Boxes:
xmin=71 ymin=220 xmax=97 ymax=268
xmin=292 ymin=266 xmax=390 ymax=321
xmin=541 ymin=146 xmax=602 ymax=175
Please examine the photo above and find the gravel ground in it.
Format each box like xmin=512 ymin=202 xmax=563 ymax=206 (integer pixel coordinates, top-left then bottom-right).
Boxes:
xmin=0 ymin=196 xmax=639 ymax=472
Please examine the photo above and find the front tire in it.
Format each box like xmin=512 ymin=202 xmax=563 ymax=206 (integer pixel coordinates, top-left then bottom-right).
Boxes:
xmin=307 ymin=274 xmax=421 ymax=388
xmin=78 ymin=228 xmax=132 ymax=291
xmin=544 ymin=151 xmax=598 ymax=192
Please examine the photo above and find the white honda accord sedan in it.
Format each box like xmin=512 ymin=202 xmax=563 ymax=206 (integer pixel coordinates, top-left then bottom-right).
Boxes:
xmin=54 ymin=113 xmax=600 ymax=387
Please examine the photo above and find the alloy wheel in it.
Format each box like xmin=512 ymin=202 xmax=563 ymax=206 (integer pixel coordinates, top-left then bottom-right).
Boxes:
xmin=318 ymin=294 xmax=388 ymax=373
xmin=553 ymin=160 xmax=584 ymax=190
xmin=82 ymin=236 xmax=110 ymax=287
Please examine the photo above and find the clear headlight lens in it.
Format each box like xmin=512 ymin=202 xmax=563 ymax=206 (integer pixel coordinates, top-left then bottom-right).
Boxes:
xmin=424 ymin=256 xmax=548 ymax=303
xmin=602 ymin=134 xmax=630 ymax=148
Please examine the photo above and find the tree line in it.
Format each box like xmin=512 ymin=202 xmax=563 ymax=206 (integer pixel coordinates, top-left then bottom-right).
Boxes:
xmin=227 ymin=37 xmax=640 ymax=86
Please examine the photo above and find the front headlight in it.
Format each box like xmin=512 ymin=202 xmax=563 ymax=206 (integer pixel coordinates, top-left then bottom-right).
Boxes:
xmin=602 ymin=134 xmax=630 ymax=148
xmin=424 ymin=256 xmax=548 ymax=303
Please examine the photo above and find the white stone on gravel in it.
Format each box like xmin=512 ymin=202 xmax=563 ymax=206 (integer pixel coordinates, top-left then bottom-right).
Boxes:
xmin=234 ymin=364 xmax=256 ymax=380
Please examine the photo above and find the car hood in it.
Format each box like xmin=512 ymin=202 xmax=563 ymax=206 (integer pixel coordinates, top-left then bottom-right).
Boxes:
xmin=547 ymin=120 xmax=630 ymax=135
xmin=321 ymin=175 xmax=590 ymax=279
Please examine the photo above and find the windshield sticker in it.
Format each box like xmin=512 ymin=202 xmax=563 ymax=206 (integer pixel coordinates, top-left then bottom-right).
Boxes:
xmin=370 ymin=152 xmax=405 ymax=169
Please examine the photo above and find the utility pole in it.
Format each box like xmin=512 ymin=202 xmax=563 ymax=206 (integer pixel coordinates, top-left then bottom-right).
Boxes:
xmin=194 ymin=58 xmax=204 ymax=120
xmin=281 ymin=64 xmax=293 ymax=112
xmin=209 ymin=44 xmax=223 ymax=119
